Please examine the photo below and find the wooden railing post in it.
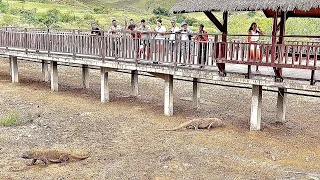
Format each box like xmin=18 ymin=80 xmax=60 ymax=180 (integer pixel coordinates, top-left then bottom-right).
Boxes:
xmin=24 ymin=28 xmax=28 ymax=54
xmin=72 ymin=29 xmax=76 ymax=58
xmin=47 ymin=28 xmax=51 ymax=57
xmin=5 ymin=27 xmax=8 ymax=52
xmin=101 ymin=31 xmax=106 ymax=63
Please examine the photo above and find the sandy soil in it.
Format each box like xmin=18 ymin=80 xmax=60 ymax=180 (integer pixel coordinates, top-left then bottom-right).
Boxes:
xmin=0 ymin=59 xmax=319 ymax=179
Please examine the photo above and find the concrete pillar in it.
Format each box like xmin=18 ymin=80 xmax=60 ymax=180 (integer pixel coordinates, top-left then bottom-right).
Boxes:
xmin=42 ymin=60 xmax=49 ymax=82
xmin=276 ymin=88 xmax=287 ymax=123
xmin=82 ymin=65 xmax=89 ymax=89
xmin=131 ymin=70 xmax=139 ymax=97
xmin=10 ymin=56 xmax=18 ymax=83
xmin=100 ymin=67 xmax=109 ymax=103
xmin=250 ymin=85 xmax=262 ymax=131
xmin=164 ymin=74 xmax=173 ymax=116
xmin=50 ymin=61 xmax=58 ymax=91
xmin=193 ymin=78 xmax=200 ymax=109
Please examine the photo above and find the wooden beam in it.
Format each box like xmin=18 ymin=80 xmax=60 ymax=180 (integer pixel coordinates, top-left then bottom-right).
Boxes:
xmin=204 ymin=11 xmax=224 ymax=32
xmin=276 ymin=12 xmax=289 ymax=33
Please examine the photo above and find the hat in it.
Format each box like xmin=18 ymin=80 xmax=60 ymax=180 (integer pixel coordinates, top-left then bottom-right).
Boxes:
xmin=170 ymin=19 xmax=176 ymax=23
xmin=181 ymin=21 xmax=187 ymax=27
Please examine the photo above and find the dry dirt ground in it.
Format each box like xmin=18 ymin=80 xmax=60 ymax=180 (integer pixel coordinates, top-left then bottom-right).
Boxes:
xmin=0 ymin=59 xmax=319 ymax=179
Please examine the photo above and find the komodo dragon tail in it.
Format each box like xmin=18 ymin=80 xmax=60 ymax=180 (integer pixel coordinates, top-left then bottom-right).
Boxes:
xmin=158 ymin=120 xmax=193 ymax=131
xmin=70 ymin=153 xmax=90 ymax=160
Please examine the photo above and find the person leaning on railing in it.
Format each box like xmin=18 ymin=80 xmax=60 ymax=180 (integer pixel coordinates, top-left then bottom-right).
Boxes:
xmin=179 ymin=21 xmax=194 ymax=65
xmin=168 ymin=19 xmax=180 ymax=59
xmin=108 ymin=19 xmax=123 ymax=58
xmin=137 ymin=19 xmax=152 ymax=59
xmin=90 ymin=23 xmax=101 ymax=36
xmin=154 ymin=19 xmax=166 ymax=55
xmin=195 ymin=24 xmax=208 ymax=68
xmin=128 ymin=24 xmax=142 ymax=59
xmin=248 ymin=22 xmax=264 ymax=73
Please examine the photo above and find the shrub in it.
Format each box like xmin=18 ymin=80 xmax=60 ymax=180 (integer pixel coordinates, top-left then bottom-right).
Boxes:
xmin=0 ymin=112 xmax=20 ymax=126
xmin=176 ymin=14 xmax=198 ymax=26
xmin=152 ymin=7 xmax=170 ymax=16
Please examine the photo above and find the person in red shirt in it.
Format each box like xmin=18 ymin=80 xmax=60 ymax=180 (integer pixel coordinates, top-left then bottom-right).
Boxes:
xmin=128 ymin=24 xmax=141 ymax=59
xmin=195 ymin=24 xmax=208 ymax=67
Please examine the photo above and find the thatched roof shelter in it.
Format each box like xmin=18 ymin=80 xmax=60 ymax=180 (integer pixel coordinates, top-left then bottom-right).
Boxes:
xmin=171 ymin=0 xmax=320 ymax=17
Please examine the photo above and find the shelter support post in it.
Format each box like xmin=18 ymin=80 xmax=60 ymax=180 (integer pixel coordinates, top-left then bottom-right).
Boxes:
xmin=164 ymin=74 xmax=173 ymax=116
xmin=273 ymin=11 xmax=287 ymax=82
xmin=42 ymin=60 xmax=49 ymax=82
xmin=310 ymin=70 xmax=316 ymax=85
xmin=204 ymin=11 xmax=227 ymax=76
xmin=131 ymin=70 xmax=139 ymax=97
xmin=250 ymin=84 xmax=262 ymax=131
xmin=50 ymin=61 xmax=58 ymax=91
xmin=193 ymin=78 xmax=200 ymax=109
xmin=276 ymin=88 xmax=287 ymax=123
xmin=100 ymin=67 xmax=109 ymax=103
xmin=82 ymin=64 xmax=89 ymax=89
xmin=10 ymin=56 xmax=18 ymax=83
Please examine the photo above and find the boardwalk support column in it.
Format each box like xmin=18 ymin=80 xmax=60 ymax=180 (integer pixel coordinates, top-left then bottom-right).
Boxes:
xmin=193 ymin=78 xmax=200 ymax=109
xmin=82 ymin=65 xmax=89 ymax=89
xmin=164 ymin=74 xmax=173 ymax=116
xmin=250 ymin=85 xmax=262 ymax=131
xmin=131 ymin=70 xmax=139 ymax=96
xmin=50 ymin=61 xmax=58 ymax=91
xmin=10 ymin=56 xmax=18 ymax=83
xmin=276 ymin=88 xmax=287 ymax=123
xmin=100 ymin=67 xmax=109 ymax=103
xmin=42 ymin=60 xmax=49 ymax=82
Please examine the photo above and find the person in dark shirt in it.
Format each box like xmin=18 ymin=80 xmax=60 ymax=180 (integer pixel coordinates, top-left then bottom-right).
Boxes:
xmin=90 ymin=23 xmax=101 ymax=36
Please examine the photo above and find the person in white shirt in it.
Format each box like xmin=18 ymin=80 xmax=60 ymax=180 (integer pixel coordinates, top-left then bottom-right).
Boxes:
xmin=248 ymin=22 xmax=264 ymax=72
xmin=179 ymin=21 xmax=193 ymax=64
xmin=168 ymin=19 xmax=180 ymax=61
xmin=154 ymin=19 xmax=166 ymax=54
xmin=137 ymin=19 xmax=152 ymax=59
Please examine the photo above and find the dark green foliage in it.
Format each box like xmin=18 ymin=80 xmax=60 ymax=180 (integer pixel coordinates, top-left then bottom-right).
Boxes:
xmin=35 ymin=9 xmax=60 ymax=28
xmin=176 ymin=14 xmax=198 ymax=26
xmin=93 ymin=6 xmax=109 ymax=14
xmin=248 ymin=11 xmax=256 ymax=17
xmin=152 ymin=7 xmax=170 ymax=16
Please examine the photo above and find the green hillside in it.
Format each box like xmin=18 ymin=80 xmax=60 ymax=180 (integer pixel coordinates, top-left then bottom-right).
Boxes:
xmin=0 ymin=0 xmax=319 ymax=38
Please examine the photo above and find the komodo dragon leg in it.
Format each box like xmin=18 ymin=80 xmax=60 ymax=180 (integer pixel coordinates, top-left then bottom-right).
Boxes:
xmin=27 ymin=159 xmax=37 ymax=166
xmin=39 ymin=157 xmax=49 ymax=166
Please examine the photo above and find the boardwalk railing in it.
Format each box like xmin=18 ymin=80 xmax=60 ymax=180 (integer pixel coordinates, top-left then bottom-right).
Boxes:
xmin=0 ymin=28 xmax=320 ymax=70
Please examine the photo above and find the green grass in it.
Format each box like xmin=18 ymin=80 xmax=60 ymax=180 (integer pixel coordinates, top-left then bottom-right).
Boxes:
xmin=0 ymin=111 xmax=21 ymax=126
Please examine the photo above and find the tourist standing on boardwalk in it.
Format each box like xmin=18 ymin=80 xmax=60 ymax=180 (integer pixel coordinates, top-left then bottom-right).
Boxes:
xmin=128 ymin=24 xmax=141 ymax=58
xmin=248 ymin=22 xmax=264 ymax=72
xmin=179 ymin=21 xmax=193 ymax=65
xmin=137 ymin=19 xmax=152 ymax=59
xmin=90 ymin=23 xmax=101 ymax=36
xmin=195 ymin=24 xmax=208 ymax=67
xmin=168 ymin=19 xmax=180 ymax=62
xmin=108 ymin=19 xmax=122 ymax=58
xmin=154 ymin=19 xmax=166 ymax=55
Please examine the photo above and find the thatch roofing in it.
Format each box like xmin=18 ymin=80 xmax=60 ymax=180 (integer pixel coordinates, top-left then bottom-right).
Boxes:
xmin=171 ymin=0 xmax=320 ymax=13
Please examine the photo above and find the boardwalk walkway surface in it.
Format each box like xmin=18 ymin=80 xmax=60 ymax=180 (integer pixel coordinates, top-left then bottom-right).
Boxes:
xmin=0 ymin=29 xmax=319 ymax=130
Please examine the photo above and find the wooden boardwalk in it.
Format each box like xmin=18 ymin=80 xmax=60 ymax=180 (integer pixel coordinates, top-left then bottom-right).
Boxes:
xmin=1 ymin=29 xmax=320 ymax=131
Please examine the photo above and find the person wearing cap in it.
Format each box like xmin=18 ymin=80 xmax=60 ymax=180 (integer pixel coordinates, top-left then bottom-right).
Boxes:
xmin=179 ymin=21 xmax=193 ymax=65
xmin=195 ymin=24 xmax=208 ymax=67
xmin=168 ymin=19 xmax=180 ymax=62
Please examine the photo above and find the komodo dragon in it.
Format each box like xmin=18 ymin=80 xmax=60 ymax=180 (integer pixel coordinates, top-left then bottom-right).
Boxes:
xmin=21 ymin=150 xmax=89 ymax=166
xmin=159 ymin=118 xmax=225 ymax=131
